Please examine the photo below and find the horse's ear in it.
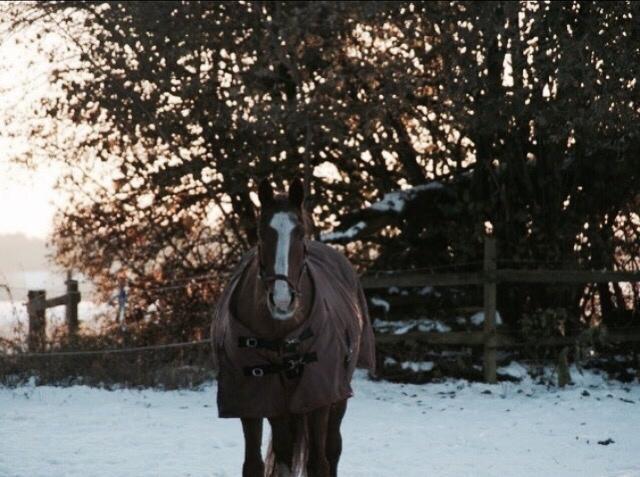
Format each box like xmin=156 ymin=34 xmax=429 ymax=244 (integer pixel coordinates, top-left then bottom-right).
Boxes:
xmin=258 ymin=178 xmax=274 ymax=207
xmin=288 ymin=177 xmax=305 ymax=210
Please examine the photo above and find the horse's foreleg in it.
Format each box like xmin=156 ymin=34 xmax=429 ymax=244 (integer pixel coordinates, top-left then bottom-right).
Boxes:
xmin=326 ymin=399 xmax=347 ymax=477
xmin=306 ymin=405 xmax=331 ymax=477
xmin=267 ymin=415 xmax=295 ymax=476
xmin=241 ymin=417 xmax=264 ymax=477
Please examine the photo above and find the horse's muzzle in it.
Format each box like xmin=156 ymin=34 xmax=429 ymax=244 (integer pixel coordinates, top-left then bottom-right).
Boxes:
xmin=267 ymin=280 xmax=298 ymax=320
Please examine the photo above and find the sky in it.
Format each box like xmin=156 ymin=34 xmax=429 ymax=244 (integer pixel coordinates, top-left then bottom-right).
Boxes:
xmin=0 ymin=159 xmax=59 ymax=240
xmin=0 ymin=15 xmax=65 ymax=240
xmin=0 ymin=13 xmax=71 ymax=298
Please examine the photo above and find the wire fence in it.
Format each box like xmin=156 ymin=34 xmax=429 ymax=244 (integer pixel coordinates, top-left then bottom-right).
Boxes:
xmin=3 ymin=254 xmax=636 ymax=300
xmin=0 ymin=337 xmax=216 ymax=389
xmin=0 ymin=339 xmax=211 ymax=359
xmin=0 ymin=247 xmax=636 ymax=388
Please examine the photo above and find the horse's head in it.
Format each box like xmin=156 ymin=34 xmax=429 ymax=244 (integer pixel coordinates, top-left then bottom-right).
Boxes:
xmin=257 ymin=178 xmax=308 ymax=321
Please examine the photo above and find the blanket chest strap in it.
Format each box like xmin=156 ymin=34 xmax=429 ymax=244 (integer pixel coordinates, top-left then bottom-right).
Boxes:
xmin=243 ymin=352 xmax=318 ymax=379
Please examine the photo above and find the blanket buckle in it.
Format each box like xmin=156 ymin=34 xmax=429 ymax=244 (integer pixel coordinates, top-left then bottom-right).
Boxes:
xmin=246 ymin=337 xmax=258 ymax=348
xmin=251 ymin=367 xmax=264 ymax=377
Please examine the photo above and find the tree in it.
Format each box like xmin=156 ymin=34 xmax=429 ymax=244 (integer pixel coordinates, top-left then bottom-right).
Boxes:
xmin=2 ymin=1 xmax=446 ymax=338
xmin=3 ymin=1 xmax=639 ymax=337
xmin=325 ymin=1 xmax=640 ymax=325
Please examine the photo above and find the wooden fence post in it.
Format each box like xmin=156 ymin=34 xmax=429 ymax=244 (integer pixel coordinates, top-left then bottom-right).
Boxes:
xmin=27 ymin=290 xmax=46 ymax=352
xmin=483 ymin=236 xmax=497 ymax=383
xmin=65 ymin=271 xmax=81 ymax=342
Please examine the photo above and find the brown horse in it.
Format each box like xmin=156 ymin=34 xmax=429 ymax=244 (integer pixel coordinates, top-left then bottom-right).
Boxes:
xmin=212 ymin=178 xmax=375 ymax=477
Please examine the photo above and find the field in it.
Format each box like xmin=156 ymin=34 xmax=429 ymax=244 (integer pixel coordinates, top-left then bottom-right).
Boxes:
xmin=1 ymin=369 xmax=639 ymax=477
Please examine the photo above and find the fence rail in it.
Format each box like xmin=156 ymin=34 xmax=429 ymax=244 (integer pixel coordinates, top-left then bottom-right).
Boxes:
xmin=1 ymin=340 xmax=210 ymax=358
xmin=361 ymin=268 xmax=640 ymax=289
xmin=25 ymin=271 xmax=81 ymax=353
xmin=5 ymin=236 xmax=640 ymax=384
xmin=362 ymin=236 xmax=640 ymax=383
xmin=375 ymin=328 xmax=640 ymax=347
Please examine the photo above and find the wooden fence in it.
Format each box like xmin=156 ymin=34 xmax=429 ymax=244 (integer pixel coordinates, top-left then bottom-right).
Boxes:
xmin=361 ymin=236 xmax=640 ymax=383
xmin=26 ymin=272 xmax=81 ymax=352
xmin=19 ymin=238 xmax=640 ymax=384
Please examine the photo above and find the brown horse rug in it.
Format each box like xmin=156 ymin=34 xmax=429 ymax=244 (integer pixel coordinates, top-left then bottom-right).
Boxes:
xmin=212 ymin=240 xmax=376 ymax=418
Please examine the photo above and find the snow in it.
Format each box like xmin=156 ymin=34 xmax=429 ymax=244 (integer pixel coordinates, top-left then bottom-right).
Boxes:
xmin=412 ymin=182 xmax=446 ymax=193
xmin=321 ymin=182 xmax=447 ymax=242
xmin=497 ymin=361 xmax=529 ymax=379
xmin=370 ymin=191 xmax=407 ymax=213
xmin=384 ymin=356 xmax=398 ymax=367
xmin=418 ymin=320 xmax=451 ymax=333
xmin=470 ymin=310 xmax=504 ymax=327
xmin=370 ymin=297 xmax=390 ymax=313
xmin=370 ymin=182 xmax=444 ymax=214
xmin=1 ymin=370 xmax=639 ymax=476
xmin=418 ymin=285 xmax=434 ymax=296
xmin=455 ymin=316 xmax=467 ymax=325
xmin=374 ymin=318 xmax=452 ymax=334
xmin=383 ymin=357 xmax=435 ymax=372
xmin=319 ymin=221 xmax=366 ymax=242
xmin=401 ymin=361 xmax=435 ymax=372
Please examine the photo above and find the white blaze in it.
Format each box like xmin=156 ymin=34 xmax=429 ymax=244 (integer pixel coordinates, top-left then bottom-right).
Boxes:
xmin=270 ymin=212 xmax=295 ymax=314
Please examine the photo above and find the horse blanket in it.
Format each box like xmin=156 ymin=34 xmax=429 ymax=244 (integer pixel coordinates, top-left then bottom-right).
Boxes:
xmin=211 ymin=240 xmax=376 ymax=418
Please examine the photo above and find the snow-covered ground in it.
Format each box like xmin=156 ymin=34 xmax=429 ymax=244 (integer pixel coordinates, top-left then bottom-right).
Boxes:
xmin=1 ymin=370 xmax=639 ymax=477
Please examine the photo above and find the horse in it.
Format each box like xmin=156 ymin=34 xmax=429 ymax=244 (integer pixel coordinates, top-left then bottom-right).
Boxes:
xmin=211 ymin=178 xmax=376 ymax=477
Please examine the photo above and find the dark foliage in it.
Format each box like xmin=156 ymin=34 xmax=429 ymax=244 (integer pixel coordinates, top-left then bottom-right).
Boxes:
xmin=2 ymin=1 xmax=639 ymax=339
